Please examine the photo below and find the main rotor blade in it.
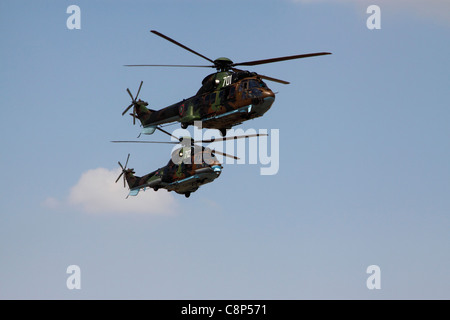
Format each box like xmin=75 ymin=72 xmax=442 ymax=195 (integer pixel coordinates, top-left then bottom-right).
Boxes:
xmin=112 ymin=133 xmax=270 ymax=145
xmin=232 ymin=67 xmax=289 ymax=85
xmin=111 ymin=140 xmax=179 ymax=144
xmin=115 ymin=172 xmax=123 ymax=183
xmin=233 ymin=52 xmax=332 ymax=67
xmin=150 ymin=30 xmax=215 ymax=64
xmin=212 ymin=149 xmax=239 ymax=160
xmin=195 ymin=133 xmax=268 ymax=144
xmin=258 ymin=74 xmax=290 ymax=85
xmin=125 ymin=64 xmax=213 ymax=68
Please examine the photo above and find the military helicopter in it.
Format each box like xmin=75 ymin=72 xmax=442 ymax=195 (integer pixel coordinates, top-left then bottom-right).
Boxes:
xmin=113 ymin=130 xmax=267 ymax=198
xmin=122 ymin=30 xmax=331 ymax=136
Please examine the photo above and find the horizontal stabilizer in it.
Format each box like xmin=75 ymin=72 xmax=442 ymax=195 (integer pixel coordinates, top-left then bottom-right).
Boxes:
xmin=128 ymin=189 xmax=140 ymax=197
xmin=142 ymin=125 xmax=157 ymax=135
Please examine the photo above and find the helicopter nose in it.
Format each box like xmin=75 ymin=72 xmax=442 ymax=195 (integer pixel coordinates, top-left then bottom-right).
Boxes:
xmin=251 ymin=95 xmax=275 ymax=116
xmin=263 ymin=88 xmax=275 ymax=99
xmin=212 ymin=165 xmax=222 ymax=176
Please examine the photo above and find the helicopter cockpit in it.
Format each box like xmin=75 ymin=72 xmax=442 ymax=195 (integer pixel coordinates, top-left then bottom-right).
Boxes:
xmin=238 ymin=78 xmax=269 ymax=100
xmin=196 ymin=70 xmax=264 ymax=96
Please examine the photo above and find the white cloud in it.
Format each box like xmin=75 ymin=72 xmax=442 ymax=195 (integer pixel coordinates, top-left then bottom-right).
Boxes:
xmin=67 ymin=167 xmax=177 ymax=214
xmin=291 ymin=0 xmax=450 ymax=25
xmin=42 ymin=197 xmax=60 ymax=209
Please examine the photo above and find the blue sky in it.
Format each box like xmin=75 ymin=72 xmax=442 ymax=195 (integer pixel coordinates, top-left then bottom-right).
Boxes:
xmin=0 ymin=0 xmax=449 ymax=299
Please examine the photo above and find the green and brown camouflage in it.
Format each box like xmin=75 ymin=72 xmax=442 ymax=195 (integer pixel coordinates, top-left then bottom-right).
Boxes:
xmin=126 ymin=70 xmax=276 ymax=136
xmin=123 ymin=30 xmax=331 ymax=136
xmin=117 ymin=146 xmax=222 ymax=198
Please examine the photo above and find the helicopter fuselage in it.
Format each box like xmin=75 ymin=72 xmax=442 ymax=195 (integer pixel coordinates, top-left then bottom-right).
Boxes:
xmin=125 ymin=30 xmax=331 ymax=136
xmin=123 ymin=146 xmax=222 ymax=198
xmin=136 ymin=70 xmax=275 ymax=135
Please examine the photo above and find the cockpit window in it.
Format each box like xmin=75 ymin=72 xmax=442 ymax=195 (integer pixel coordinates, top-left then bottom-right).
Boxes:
xmin=228 ymin=86 xmax=235 ymax=99
xmin=248 ymin=79 xmax=260 ymax=88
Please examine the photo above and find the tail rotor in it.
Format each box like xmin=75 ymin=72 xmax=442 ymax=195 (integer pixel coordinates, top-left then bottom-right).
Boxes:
xmin=122 ymin=81 xmax=147 ymax=125
xmin=115 ymin=153 xmax=131 ymax=188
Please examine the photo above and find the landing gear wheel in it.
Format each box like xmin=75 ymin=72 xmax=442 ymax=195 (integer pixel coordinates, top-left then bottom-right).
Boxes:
xmin=219 ymin=128 xmax=227 ymax=137
xmin=181 ymin=123 xmax=188 ymax=129
xmin=185 ymin=192 xmax=191 ymax=198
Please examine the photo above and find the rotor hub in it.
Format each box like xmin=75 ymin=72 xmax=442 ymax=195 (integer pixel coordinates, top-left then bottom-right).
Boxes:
xmin=213 ymin=57 xmax=233 ymax=71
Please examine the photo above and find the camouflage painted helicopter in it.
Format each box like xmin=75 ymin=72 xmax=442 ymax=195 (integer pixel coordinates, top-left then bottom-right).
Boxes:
xmin=113 ymin=130 xmax=266 ymax=198
xmin=123 ymin=30 xmax=331 ymax=136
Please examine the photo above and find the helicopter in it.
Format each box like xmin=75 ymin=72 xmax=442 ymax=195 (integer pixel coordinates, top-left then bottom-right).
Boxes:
xmin=122 ymin=30 xmax=331 ymax=136
xmin=113 ymin=130 xmax=267 ymax=198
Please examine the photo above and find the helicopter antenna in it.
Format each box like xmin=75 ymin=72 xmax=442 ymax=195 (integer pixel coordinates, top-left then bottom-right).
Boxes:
xmin=156 ymin=126 xmax=181 ymax=141
xmin=159 ymin=122 xmax=178 ymax=128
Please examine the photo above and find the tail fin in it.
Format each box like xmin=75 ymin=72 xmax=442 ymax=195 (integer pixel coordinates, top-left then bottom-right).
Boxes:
xmin=122 ymin=81 xmax=154 ymax=126
xmin=133 ymin=100 xmax=153 ymax=125
xmin=122 ymin=168 xmax=143 ymax=197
